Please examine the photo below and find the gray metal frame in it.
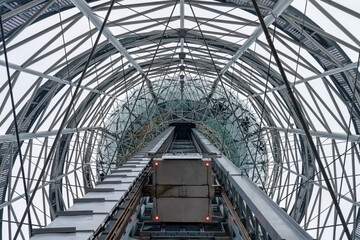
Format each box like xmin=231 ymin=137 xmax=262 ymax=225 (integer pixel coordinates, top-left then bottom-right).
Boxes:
xmin=0 ymin=0 xmax=359 ymax=239
xmin=193 ymin=128 xmax=313 ymax=240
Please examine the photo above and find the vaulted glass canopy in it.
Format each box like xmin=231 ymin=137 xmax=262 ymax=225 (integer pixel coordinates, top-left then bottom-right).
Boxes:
xmin=0 ymin=0 xmax=359 ymax=239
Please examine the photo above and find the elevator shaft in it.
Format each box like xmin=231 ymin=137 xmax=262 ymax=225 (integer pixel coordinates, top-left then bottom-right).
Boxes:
xmin=31 ymin=126 xmax=312 ymax=240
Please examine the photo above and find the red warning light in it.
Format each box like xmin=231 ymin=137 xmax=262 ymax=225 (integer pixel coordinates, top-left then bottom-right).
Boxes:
xmin=205 ymin=162 xmax=210 ymax=167
xmin=155 ymin=216 xmax=159 ymax=221
xmin=205 ymin=216 xmax=210 ymax=221
xmin=154 ymin=162 xmax=159 ymax=166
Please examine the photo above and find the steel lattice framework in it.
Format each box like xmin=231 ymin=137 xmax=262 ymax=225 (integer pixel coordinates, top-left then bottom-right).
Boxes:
xmin=0 ymin=0 xmax=360 ymax=239
xmin=99 ymin=78 xmax=267 ymax=182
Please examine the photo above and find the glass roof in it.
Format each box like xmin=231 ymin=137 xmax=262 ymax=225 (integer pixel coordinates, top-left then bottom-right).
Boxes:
xmin=0 ymin=0 xmax=359 ymax=239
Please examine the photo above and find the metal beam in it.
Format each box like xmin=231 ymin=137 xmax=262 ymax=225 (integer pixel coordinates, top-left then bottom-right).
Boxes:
xmin=280 ymin=165 xmax=360 ymax=208
xmin=0 ymin=165 xmax=84 ymax=210
xmin=309 ymin=0 xmax=360 ymax=47
xmin=5 ymin=0 xmax=56 ymax=45
xmin=192 ymin=129 xmax=313 ymax=240
xmin=251 ymin=0 xmax=351 ymax=237
xmin=0 ymin=60 xmax=114 ymax=97
xmin=180 ymin=0 xmax=185 ymax=65
xmin=27 ymin=127 xmax=175 ymax=239
xmin=263 ymin=126 xmax=360 ymax=142
xmin=206 ymin=0 xmax=293 ymax=102
xmin=180 ymin=0 xmax=184 ymax=29
xmin=252 ymin=61 xmax=359 ymax=97
xmin=70 ymin=0 xmax=158 ymax=102
xmin=2 ymin=0 xmax=47 ymax=20
xmin=0 ymin=127 xmax=100 ymax=143
xmin=319 ymin=0 xmax=360 ymax=20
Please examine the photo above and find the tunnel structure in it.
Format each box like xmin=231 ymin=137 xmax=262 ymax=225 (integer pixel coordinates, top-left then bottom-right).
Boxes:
xmin=0 ymin=0 xmax=360 ymax=239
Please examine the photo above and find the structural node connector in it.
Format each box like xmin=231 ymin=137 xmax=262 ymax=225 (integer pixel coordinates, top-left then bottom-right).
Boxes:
xmin=178 ymin=28 xmax=187 ymax=38
xmin=179 ymin=52 xmax=186 ymax=59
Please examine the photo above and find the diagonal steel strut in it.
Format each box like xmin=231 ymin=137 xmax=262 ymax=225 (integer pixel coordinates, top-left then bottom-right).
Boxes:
xmin=206 ymin=0 xmax=293 ymax=103
xmin=70 ymin=0 xmax=158 ymax=103
xmin=250 ymin=0 xmax=352 ymax=239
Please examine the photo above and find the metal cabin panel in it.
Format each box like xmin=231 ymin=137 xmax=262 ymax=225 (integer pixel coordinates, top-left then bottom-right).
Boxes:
xmin=154 ymin=159 xmax=211 ymax=185
xmin=154 ymin=185 xmax=212 ymax=198
xmin=151 ymin=127 xmax=214 ymax=223
xmin=155 ymin=198 xmax=211 ymax=223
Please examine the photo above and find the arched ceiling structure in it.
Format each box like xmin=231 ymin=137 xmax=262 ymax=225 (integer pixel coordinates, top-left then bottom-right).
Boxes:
xmin=0 ymin=0 xmax=360 ymax=239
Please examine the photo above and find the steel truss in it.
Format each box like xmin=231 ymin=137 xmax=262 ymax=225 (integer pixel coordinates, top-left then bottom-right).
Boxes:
xmin=0 ymin=0 xmax=359 ymax=239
